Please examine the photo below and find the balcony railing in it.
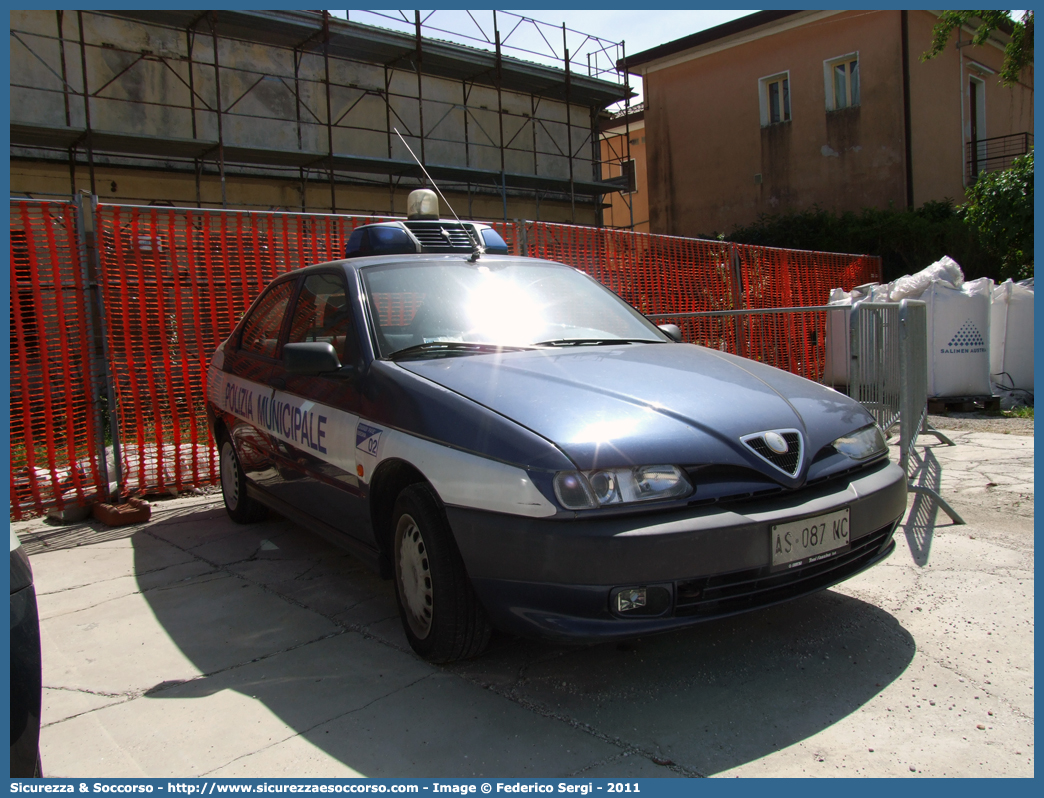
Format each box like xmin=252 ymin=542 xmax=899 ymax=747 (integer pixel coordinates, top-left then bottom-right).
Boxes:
xmin=967 ymin=132 xmax=1034 ymax=181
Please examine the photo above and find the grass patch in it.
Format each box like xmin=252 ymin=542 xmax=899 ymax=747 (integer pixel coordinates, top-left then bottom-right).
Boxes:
xmin=1005 ymin=405 xmax=1034 ymax=419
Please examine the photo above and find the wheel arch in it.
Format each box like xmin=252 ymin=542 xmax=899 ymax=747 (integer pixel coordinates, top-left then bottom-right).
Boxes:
xmin=368 ymin=458 xmax=432 ymax=572
xmin=209 ymin=406 xmax=232 ymax=447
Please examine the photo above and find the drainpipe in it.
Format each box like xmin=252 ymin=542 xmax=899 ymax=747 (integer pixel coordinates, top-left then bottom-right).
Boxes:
xmin=958 ymin=30 xmax=967 ymax=188
xmin=901 ymin=11 xmax=914 ymax=208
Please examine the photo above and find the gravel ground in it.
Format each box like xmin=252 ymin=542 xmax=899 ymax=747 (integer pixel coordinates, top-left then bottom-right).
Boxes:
xmin=926 ymin=412 xmax=1034 ymax=436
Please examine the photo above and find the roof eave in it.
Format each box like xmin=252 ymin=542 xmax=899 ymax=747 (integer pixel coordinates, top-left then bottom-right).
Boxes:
xmin=618 ymin=10 xmax=804 ymax=73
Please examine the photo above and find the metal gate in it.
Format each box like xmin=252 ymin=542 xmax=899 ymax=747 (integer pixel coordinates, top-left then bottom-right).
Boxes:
xmin=895 ymin=300 xmax=963 ymax=524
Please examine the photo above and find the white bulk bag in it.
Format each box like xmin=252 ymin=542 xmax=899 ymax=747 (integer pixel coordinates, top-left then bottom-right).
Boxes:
xmin=923 ymin=277 xmax=993 ymax=397
xmin=822 ymin=284 xmax=881 ymax=389
xmin=889 ymin=255 xmax=964 ymax=301
xmin=823 ymin=300 xmax=851 ymax=390
xmin=990 ymin=279 xmax=1034 ymax=392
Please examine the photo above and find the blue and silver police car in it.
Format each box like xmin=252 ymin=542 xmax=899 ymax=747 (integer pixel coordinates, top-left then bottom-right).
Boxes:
xmin=206 ymin=190 xmax=907 ymax=662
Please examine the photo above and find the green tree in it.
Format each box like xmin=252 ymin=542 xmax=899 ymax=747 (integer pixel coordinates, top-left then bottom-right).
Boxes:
xmin=963 ymin=149 xmax=1034 ymax=280
xmin=922 ymin=10 xmax=1034 ymax=86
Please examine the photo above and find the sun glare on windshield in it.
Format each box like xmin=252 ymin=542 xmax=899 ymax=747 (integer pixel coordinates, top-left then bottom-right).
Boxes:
xmin=465 ymin=271 xmax=545 ymax=345
xmin=363 ymin=260 xmax=664 ymax=357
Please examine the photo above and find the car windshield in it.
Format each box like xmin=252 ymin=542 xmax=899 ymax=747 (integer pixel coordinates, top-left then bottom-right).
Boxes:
xmin=361 ymin=259 xmax=667 ymax=358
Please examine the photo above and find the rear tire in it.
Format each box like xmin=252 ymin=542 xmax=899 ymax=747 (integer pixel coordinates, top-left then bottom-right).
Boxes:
xmin=219 ymin=433 xmax=266 ymax=524
xmin=392 ymin=483 xmax=491 ymax=662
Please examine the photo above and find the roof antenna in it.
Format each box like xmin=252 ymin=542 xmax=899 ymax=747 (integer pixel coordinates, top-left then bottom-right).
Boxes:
xmin=393 ymin=127 xmax=485 ymax=262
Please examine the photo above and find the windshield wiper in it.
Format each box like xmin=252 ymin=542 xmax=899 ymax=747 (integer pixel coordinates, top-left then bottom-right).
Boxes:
xmin=388 ymin=341 xmax=534 ymax=361
xmin=531 ymin=338 xmax=661 ymax=347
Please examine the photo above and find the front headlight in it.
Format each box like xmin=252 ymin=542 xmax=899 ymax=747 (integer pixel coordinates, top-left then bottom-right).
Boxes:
xmin=832 ymin=424 xmax=887 ymax=461
xmin=553 ymin=465 xmax=693 ymax=510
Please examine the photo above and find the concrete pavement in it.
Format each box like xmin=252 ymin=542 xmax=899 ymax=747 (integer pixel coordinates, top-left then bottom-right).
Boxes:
xmin=14 ymin=430 xmax=1033 ymax=777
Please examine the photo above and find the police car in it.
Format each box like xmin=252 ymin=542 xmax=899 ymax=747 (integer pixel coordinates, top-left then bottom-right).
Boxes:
xmin=206 ymin=190 xmax=907 ymax=662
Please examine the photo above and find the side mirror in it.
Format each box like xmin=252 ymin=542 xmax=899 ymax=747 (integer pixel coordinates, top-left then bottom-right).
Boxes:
xmin=283 ymin=342 xmax=343 ymax=375
xmin=658 ymin=323 xmax=683 ymax=343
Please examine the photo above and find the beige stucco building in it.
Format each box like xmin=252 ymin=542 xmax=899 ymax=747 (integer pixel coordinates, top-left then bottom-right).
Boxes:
xmin=599 ymin=104 xmax=650 ymax=232
xmin=625 ymin=10 xmax=1034 ymax=237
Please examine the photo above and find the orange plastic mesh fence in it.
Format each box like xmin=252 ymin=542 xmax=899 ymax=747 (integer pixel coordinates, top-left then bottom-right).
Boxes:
xmin=729 ymin=245 xmax=879 ymax=381
xmin=9 ymin=200 xmax=106 ymax=519
xmin=743 ymin=309 xmax=830 ymax=383
xmin=735 ymin=244 xmax=881 ymax=309
xmin=10 ymin=205 xmax=881 ymax=511
xmin=524 ymin=224 xmax=878 ymax=375
xmin=525 ymin=222 xmax=737 ymax=316
xmin=93 ymin=205 xmax=384 ymax=495
xmin=488 ymin=221 xmax=521 ymax=256
xmin=648 ymin=309 xmax=835 ymax=384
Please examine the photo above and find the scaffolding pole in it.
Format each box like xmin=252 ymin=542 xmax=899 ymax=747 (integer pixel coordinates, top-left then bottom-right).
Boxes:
xmin=209 ymin=12 xmax=227 ymax=208
xmin=75 ymin=11 xmax=96 ymax=195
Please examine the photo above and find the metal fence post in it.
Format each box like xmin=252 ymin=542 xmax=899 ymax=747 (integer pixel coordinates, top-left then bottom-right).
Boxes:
xmin=898 ymin=300 xmax=917 ymax=477
xmin=730 ymin=244 xmax=747 ymax=358
xmin=76 ymin=192 xmax=123 ymax=500
xmin=899 ymin=299 xmax=963 ymax=524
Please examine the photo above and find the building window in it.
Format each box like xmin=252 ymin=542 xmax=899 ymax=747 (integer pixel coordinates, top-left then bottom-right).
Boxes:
xmin=825 ymin=54 xmax=859 ymax=110
xmin=621 ymin=159 xmax=637 ymax=194
xmin=759 ymin=72 xmax=791 ymax=126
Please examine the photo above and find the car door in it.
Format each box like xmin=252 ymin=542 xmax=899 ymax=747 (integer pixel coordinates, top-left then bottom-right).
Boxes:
xmin=264 ymin=270 xmax=374 ymax=546
xmin=221 ymin=277 xmax=299 ymax=492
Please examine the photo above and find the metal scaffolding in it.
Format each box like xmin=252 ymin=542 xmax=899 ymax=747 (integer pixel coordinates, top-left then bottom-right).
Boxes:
xmin=10 ymin=9 xmax=636 ymax=223
xmin=600 ymin=101 xmax=642 ymax=230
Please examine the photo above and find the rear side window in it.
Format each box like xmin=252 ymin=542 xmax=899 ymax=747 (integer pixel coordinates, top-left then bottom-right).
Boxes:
xmin=287 ymin=272 xmax=358 ymax=362
xmin=239 ymin=281 xmax=295 ymax=358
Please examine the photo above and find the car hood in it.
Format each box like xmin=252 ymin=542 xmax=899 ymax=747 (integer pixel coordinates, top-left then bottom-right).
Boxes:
xmin=396 ymin=343 xmax=874 ymax=481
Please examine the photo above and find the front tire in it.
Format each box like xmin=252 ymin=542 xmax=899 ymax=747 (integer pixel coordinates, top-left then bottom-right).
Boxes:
xmin=392 ymin=484 xmax=491 ymax=662
xmin=219 ymin=433 xmax=266 ymax=524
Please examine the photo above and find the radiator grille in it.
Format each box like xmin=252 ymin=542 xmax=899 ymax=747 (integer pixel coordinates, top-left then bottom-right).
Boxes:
xmin=743 ymin=431 xmax=802 ymax=476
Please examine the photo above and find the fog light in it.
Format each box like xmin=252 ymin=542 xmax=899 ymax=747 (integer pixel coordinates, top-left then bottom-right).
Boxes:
xmin=610 ymin=585 xmax=672 ymax=617
xmin=616 ymin=587 xmax=647 ymax=612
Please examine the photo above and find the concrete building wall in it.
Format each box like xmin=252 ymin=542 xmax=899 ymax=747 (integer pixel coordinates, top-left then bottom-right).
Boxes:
xmin=907 ymin=10 xmax=1034 ymax=206
xmin=637 ymin=10 xmax=1033 ymax=237
xmin=643 ymin=10 xmax=911 ymax=236
xmin=10 ymin=9 xmax=607 ymax=224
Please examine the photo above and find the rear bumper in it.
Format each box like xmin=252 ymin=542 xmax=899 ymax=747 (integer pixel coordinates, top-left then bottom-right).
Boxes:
xmin=447 ymin=461 xmax=907 ymax=640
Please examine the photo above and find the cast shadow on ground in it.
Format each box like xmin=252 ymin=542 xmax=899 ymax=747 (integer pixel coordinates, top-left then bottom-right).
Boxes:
xmin=901 ymin=444 xmax=962 ymax=567
xmin=134 ymin=504 xmax=916 ymax=777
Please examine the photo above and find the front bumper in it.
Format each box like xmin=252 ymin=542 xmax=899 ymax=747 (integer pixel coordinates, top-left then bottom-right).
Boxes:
xmin=447 ymin=461 xmax=907 ymax=641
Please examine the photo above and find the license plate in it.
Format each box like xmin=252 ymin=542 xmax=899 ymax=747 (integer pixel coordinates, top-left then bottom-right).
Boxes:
xmin=771 ymin=508 xmax=851 ymax=572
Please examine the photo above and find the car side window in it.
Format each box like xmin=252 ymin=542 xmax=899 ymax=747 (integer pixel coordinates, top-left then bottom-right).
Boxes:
xmin=287 ymin=272 xmax=358 ymax=363
xmin=239 ymin=280 xmax=296 ymax=358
